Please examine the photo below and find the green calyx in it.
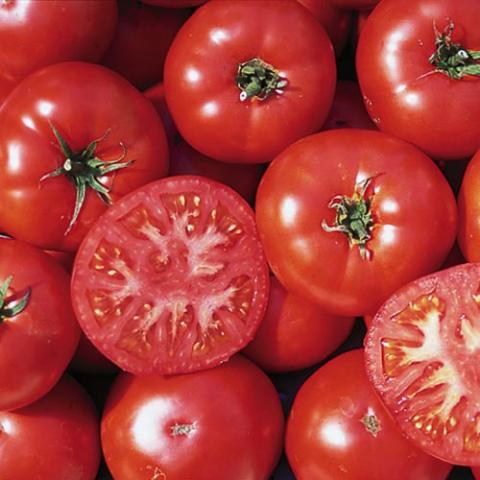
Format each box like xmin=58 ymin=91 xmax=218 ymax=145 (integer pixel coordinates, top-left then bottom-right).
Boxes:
xmin=429 ymin=21 xmax=480 ymax=79
xmin=0 ymin=276 xmax=31 ymax=322
xmin=322 ymin=177 xmax=375 ymax=260
xmin=41 ymin=123 xmax=134 ymax=235
xmin=236 ymin=58 xmax=288 ymax=102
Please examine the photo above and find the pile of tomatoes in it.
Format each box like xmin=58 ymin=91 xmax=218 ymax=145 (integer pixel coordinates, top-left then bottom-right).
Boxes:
xmin=1 ymin=0 xmax=480 ymax=479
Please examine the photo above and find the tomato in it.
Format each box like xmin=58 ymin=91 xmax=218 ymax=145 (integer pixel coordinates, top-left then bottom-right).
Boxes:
xmin=323 ymin=81 xmax=377 ymax=130
xmin=165 ymin=0 xmax=336 ymax=164
xmin=102 ymin=0 xmax=189 ymax=90
xmin=71 ymin=175 xmax=269 ymax=375
xmin=0 ymin=62 xmax=168 ymax=252
xmin=144 ymin=83 xmax=178 ymax=145
xmin=256 ymin=129 xmax=457 ymax=317
xmin=286 ymin=349 xmax=452 ymax=479
xmin=297 ymin=0 xmax=352 ymax=55
xmin=330 ymin=0 xmax=379 ymax=9
xmin=365 ymin=263 xmax=480 ymax=465
xmin=70 ymin=333 xmax=118 ymax=374
xmin=140 ymin=0 xmax=206 ymax=7
xmin=102 ymin=355 xmax=284 ymax=480
xmin=458 ymin=151 xmax=480 ymax=262
xmin=0 ymin=238 xmax=80 ymax=411
xmin=243 ymin=275 xmax=354 ymax=372
xmin=0 ymin=0 xmax=118 ymax=105
xmin=0 ymin=375 xmax=100 ymax=480
xmin=44 ymin=249 xmax=75 ymax=272
xmin=170 ymin=141 xmax=264 ymax=205
xmin=357 ymin=0 xmax=480 ymax=161
xmin=474 ymin=467 xmax=480 ymax=479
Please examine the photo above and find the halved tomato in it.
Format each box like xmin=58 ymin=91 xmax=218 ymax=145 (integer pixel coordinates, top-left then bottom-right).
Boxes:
xmin=71 ymin=176 xmax=269 ymax=375
xmin=365 ymin=263 xmax=480 ymax=465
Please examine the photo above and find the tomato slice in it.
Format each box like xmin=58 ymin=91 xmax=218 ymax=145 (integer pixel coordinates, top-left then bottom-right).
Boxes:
xmin=365 ymin=263 xmax=480 ymax=465
xmin=71 ymin=176 xmax=269 ymax=374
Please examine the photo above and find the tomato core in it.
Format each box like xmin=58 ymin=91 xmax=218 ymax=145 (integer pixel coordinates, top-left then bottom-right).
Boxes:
xmin=236 ymin=57 xmax=288 ymax=102
xmin=429 ymin=22 xmax=480 ymax=79
xmin=0 ymin=275 xmax=30 ymax=321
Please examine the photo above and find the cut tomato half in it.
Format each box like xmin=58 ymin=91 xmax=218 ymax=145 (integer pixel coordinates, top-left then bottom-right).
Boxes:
xmin=365 ymin=263 xmax=480 ymax=465
xmin=71 ymin=176 xmax=269 ymax=375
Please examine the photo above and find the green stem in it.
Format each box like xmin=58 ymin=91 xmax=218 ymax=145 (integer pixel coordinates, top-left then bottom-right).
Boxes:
xmin=0 ymin=276 xmax=31 ymax=321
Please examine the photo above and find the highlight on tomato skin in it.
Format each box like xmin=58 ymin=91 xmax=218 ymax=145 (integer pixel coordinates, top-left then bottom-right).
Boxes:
xmin=286 ymin=349 xmax=452 ymax=480
xmin=71 ymin=175 xmax=270 ymax=376
xmin=101 ymin=355 xmax=284 ymax=480
xmin=243 ymin=274 xmax=355 ymax=372
xmin=365 ymin=263 xmax=480 ymax=466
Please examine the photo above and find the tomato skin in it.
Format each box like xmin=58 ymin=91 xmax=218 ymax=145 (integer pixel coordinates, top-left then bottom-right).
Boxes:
xmin=0 ymin=0 xmax=117 ymax=104
xmin=323 ymin=81 xmax=377 ymax=130
xmin=102 ymin=355 xmax=284 ymax=480
xmin=0 ymin=375 xmax=100 ymax=480
xmin=256 ymin=129 xmax=457 ymax=317
xmin=102 ymin=0 xmax=189 ymax=90
xmin=473 ymin=467 xmax=480 ymax=479
xmin=297 ymin=0 xmax=352 ymax=55
xmin=0 ymin=62 xmax=169 ymax=252
xmin=140 ymin=0 xmax=206 ymax=7
xmin=357 ymin=0 xmax=480 ymax=161
xmin=144 ymin=82 xmax=178 ymax=144
xmin=286 ymin=350 xmax=452 ymax=480
xmin=0 ymin=239 xmax=80 ymax=411
xmin=330 ymin=0 xmax=379 ymax=9
xmin=458 ymin=151 xmax=480 ymax=262
xmin=165 ymin=0 xmax=336 ymax=164
xmin=243 ymin=275 xmax=354 ymax=372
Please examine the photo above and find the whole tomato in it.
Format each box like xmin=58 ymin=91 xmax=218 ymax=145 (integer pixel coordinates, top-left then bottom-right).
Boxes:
xmin=165 ymin=0 xmax=336 ymax=163
xmin=357 ymin=0 xmax=480 ymax=160
xmin=0 ymin=0 xmax=118 ymax=104
xmin=243 ymin=275 xmax=354 ymax=372
xmin=102 ymin=355 xmax=284 ymax=480
xmin=330 ymin=0 xmax=379 ymax=9
xmin=0 ymin=375 xmax=100 ymax=480
xmin=297 ymin=0 xmax=352 ymax=55
xmin=286 ymin=349 xmax=452 ymax=479
xmin=102 ymin=0 xmax=189 ymax=89
xmin=0 ymin=238 xmax=80 ymax=411
xmin=0 ymin=62 xmax=168 ymax=252
xmin=140 ymin=0 xmax=206 ymax=6
xmin=256 ymin=129 xmax=457 ymax=317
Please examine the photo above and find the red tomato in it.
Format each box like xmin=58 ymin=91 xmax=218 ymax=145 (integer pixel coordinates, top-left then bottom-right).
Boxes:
xmin=102 ymin=0 xmax=189 ymax=89
xmin=243 ymin=275 xmax=354 ymax=372
xmin=256 ymin=129 xmax=457 ymax=317
xmin=44 ymin=249 xmax=75 ymax=272
xmin=297 ymin=0 xmax=352 ymax=55
xmin=323 ymin=81 xmax=377 ymax=130
xmin=141 ymin=0 xmax=206 ymax=6
xmin=0 ymin=62 xmax=168 ymax=252
xmin=0 ymin=375 xmax=100 ymax=480
xmin=330 ymin=0 xmax=379 ymax=8
xmin=357 ymin=0 xmax=480 ymax=160
xmin=458 ymin=151 xmax=480 ymax=262
xmin=365 ymin=263 xmax=480 ymax=465
xmin=70 ymin=333 xmax=118 ymax=374
xmin=102 ymin=355 xmax=284 ymax=480
xmin=286 ymin=349 xmax=452 ymax=479
xmin=474 ymin=467 xmax=480 ymax=479
xmin=0 ymin=238 xmax=80 ymax=411
xmin=165 ymin=0 xmax=336 ymax=164
xmin=0 ymin=0 xmax=118 ymax=104
xmin=71 ymin=176 xmax=269 ymax=375
xmin=170 ymin=141 xmax=264 ymax=204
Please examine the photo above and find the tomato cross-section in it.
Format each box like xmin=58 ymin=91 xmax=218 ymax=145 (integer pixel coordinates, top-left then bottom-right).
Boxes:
xmin=71 ymin=176 xmax=269 ymax=375
xmin=365 ymin=263 xmax=480 ymax=465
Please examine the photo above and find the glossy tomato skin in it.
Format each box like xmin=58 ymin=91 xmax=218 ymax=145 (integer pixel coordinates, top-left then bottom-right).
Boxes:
xmin=357 ymin=0 xmax=480 ymax=160
xmin=0 ymin=0 xmax=118 ymax=104
xmin=286 ymin=350 xmax=452 ymax=479
xmin=102 ymin=355 xmax=284 ymax=480
xmin=72 ymin=176 xmax=270 ymax=375
xmin=102 ymin=0 xmax=189 ymax=89
xmin=165 ymin=0 xmax=336 ymax=164
xmin=256 ymin=129 xmax=457 ymax=317
xmin=458 ymin=151 xmax=480 ymax=262
xmin=323 ymin=81 xmax=377 ymax=130
xmin=0 ymin=239 xmax=80 ymax=411
xmin=0 ymin=62 xmax=168 ymax=252
xmin=243 ymin=275 xmax=354 ymax=372
xmin=0 ymin=375 xmax=100 ymax=480
xmin=141 ymin=0 xmax=206 ymax=6
xmin=297 ymin=0 xmax=352 ymax=55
